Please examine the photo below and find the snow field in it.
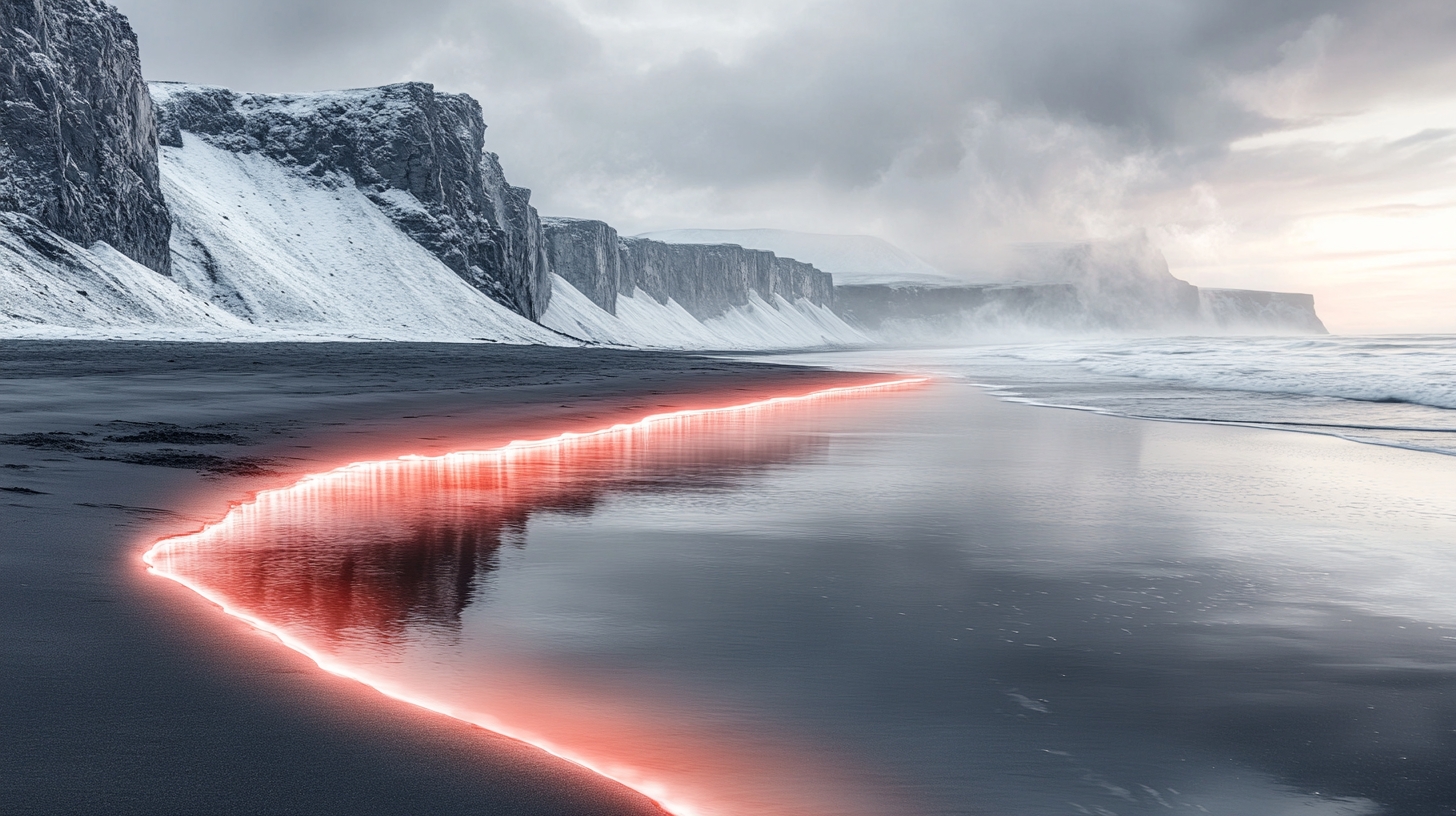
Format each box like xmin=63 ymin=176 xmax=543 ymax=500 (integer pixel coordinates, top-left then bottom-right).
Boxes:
xmin=0 ymin=212 xmax=261 ymax=339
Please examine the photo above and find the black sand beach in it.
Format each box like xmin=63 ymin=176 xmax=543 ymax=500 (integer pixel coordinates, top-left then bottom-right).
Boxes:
xmin=0 ymin=340 xmax=883 ymax=816
xmin=11 ymin=340 xmax=1456 ymax=816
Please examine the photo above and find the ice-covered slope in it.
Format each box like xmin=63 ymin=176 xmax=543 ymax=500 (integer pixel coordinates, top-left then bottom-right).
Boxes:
xmin=160 ymin=135 xmax=568 ymax=344
xmin=541 ymin=275 xmax=868 ymax=350
xmin=0 ymin=212 xmax=257 ymax=339
xmin=640 ymin=229 xmax=957 ymax=286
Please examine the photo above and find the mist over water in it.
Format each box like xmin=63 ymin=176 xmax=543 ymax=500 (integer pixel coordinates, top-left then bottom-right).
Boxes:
xmin=149 ymin=376 xmax=1456 ymax=816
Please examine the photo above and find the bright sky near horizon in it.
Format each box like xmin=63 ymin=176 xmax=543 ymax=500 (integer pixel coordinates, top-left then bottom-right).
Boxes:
xmin=112 ymin=0 xmax=1456 ymax=333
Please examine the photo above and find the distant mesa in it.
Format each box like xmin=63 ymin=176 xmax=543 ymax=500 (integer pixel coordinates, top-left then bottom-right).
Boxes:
xmin=646 ymin=230 xmax=1328 ymax=338
xmin=537 ymin=218 xmax=858 ymax=349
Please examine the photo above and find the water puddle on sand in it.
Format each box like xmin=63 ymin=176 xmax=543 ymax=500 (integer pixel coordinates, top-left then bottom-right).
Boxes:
xmin=143 ymin=379 xmax=929 ymax=816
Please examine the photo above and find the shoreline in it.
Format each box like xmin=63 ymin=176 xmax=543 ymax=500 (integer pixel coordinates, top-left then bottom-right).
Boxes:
xmin=749 ymin=340 xmax=1456 ymax=459
xmin=0 ymin=340 xmax=889 ymax=816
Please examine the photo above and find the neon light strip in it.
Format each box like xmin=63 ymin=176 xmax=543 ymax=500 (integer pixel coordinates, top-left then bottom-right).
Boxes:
xmin=142 ymin=376 xmax=930 ymax=816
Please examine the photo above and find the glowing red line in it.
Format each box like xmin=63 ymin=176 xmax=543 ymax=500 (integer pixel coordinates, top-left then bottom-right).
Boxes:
xmin=141 ymin=376 xmax=929 ymax=816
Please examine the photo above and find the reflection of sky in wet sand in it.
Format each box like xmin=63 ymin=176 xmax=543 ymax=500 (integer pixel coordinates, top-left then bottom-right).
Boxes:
xmin=149 ymin=381 xmax=1456 ymax=816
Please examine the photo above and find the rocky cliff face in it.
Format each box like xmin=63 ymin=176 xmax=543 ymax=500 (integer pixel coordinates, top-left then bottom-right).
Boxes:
xmin=618 ymin=238 xmax=834 ymax=319
xmin=0 ymin=0 xmax=171 ymax=274
xmin=541 ymin=217 xmax=622 ymax=314
xmin=542 ymin=218 xmax=834 ymax=319
xmin=151 ymin=82 xmax=550 ymax=319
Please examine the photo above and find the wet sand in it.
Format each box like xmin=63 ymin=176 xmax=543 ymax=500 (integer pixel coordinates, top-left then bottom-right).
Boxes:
xmin=0 ymin=340 xmax=887 ymax=816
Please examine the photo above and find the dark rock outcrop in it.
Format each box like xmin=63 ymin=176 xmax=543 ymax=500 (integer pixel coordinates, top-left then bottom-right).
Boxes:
xmin=151 ymin=82 xmax=550 ymax=318
xmin=542 ymin=217 xmax=622 ymax=313
xmin=0 ymin=0 xmax=171 ymax=273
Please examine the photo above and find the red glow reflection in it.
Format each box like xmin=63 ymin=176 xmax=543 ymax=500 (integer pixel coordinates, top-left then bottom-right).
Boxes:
xmin=144 ymin=378 xmax=929 ymax=816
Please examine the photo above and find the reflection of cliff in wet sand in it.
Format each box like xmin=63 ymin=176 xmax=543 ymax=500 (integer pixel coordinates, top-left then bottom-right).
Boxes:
xmin=145 ymin=380 xmax=925 ymax=816
xmin=150 ymin=391 xmax=851 ymax=640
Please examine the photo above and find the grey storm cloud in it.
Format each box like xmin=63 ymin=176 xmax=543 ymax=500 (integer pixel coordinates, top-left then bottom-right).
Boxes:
xmin=112 ymin=0 xmax=598 ymax=89
xmin=112 ymin=0 xmax=459 ymax=89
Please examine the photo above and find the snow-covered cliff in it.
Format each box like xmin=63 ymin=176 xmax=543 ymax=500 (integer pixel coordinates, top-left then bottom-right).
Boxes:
xmin=0 ymin=211 xmax=248 ymax=338
xmin=539 ymin=218 xmax=862 ymax=348
xmin=541 ymin=275 xmax=865 ymax=350
xmin=541 ymin=217 xmax=623 ymax=314
xmin=150 ymin=132 xmax=567 ymax=343
xmin=618 ymin=236 xmax=834 ymax=319
xmin=543 ymin=218 xmax=836 ymax=320
xmin=151 ymin=82 xmax=550 ymax=319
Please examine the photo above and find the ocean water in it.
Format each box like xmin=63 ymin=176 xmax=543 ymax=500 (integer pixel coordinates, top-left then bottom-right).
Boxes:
xmin=145 ymin=344 xmax=1456 ymax=816
xmin=771 ymin=335 xmax=1456 ymax=456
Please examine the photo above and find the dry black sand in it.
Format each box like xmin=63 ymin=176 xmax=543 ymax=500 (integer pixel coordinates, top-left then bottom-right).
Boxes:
xmin=0 ymin=340 xmax=882 ymax=816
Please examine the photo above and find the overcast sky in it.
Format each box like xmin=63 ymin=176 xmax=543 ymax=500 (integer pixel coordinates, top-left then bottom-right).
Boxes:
xmin=111 ymin=0 xmax=1456 ymax=332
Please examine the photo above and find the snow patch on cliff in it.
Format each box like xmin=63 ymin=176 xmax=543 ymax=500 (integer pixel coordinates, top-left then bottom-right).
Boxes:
xmin=541 ymin=274 xmax=868 ymax=349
